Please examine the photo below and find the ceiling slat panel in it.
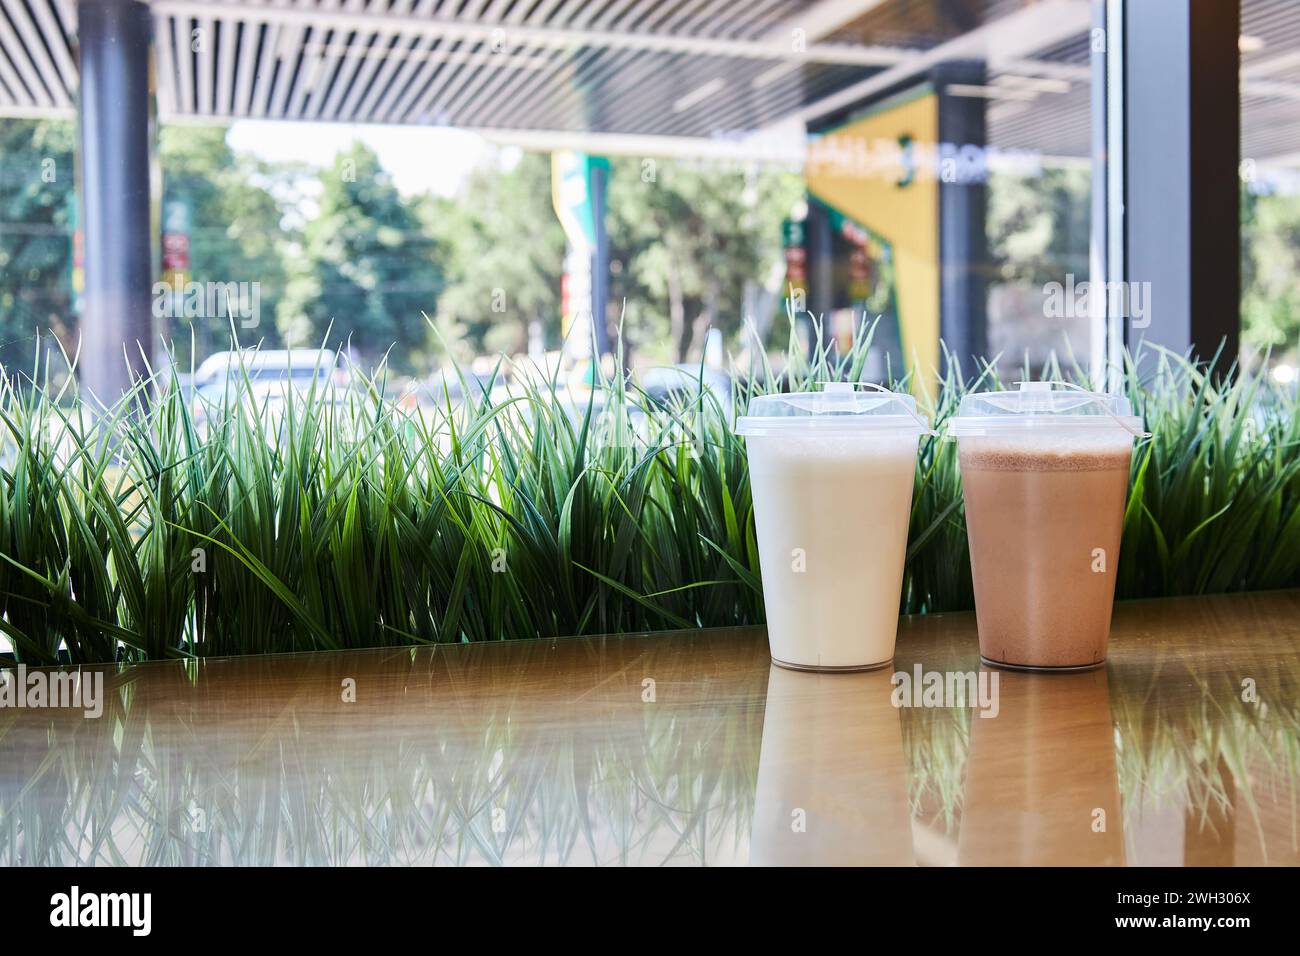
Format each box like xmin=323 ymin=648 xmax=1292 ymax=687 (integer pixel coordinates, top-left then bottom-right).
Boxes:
xmin=0 ymin=0 xmax=55 ymax=107
xmin=216 ymin=16 xmax=238 ymax=114
xmin=0 ymin=14 xmax=32 ymax=105
xmin=8 ymin=0 xmax=1299 ymax=166
xmin=152 ymin=0 xmax=893 ymax=69
xmin=28 ymin=0 xmax=75 ymax=99
xmin=452 ymin=0 xmax=595 ymax=126
xmin=266 ymin=1 xmax=309 ymax=118
xmin=392 ymin=0 xmax=499 ymax=123
xmin=232 ymin=10 xmax=262 ymax=114
xmin=480 ymin=0 xmax=780 ymax=133
xmin=155 ymin=8 xmax=179 ymax=114
xmin=287 ymin=1 xmax=331 ymax=118
xmin=250 ymin=2 xmax=283 ymax=118
xmin=380 ymin=0 xmax=491 ymax=123
xmin=52 ymin=0 xmax=72 ymax=32
xmin=436 ymin=0 xmax=566 ymax=118
xmin=483 ymin=0 xmax=780 ymax=132
xmin=195 ymin=13 xmax=216 ymax=113
xmin=460 ymin=0 xmax=657 ymax=130
xmin=174 ymin=13 xmax=197 ymax=114
xmin=363 ymin=0 xmax=450 ymax=120
xmin=573 ymin=0 xmax=793 ymax=136
xmin=314 ymin=0 xmax=375 ymax=120
xmin=8 ymin=0 xmax=70 ymax=106
xmin=353 ymin=0 xmax=440 ymax=120
xmin=336 ymin=0 xmax=417 ymax=120
xmin=301 ymin=0 xmax=343 ymax=118
xmin=441 ymin=0 xmax=634 ymax=127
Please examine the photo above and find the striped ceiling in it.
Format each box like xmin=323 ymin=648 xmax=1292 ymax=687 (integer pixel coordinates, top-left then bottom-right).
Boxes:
xmin=0 ymin=0 xmax=1297 ymax=165
xmin=1242 ymin=0 xmax=1300 ymax=166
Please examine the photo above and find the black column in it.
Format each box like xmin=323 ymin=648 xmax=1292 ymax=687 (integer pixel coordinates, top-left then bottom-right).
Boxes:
xmin=77 ymin=0 xmax=154 ymax=404
xmin=805 ymin=197 xmax=834 ymax=355
xmin=1124 ymin=0 xmax=1240 ymax=366
xmin=935 ymin=60 xmax=989 ymax=371
xmin=589 ymin=160 xmax=611 ymax=358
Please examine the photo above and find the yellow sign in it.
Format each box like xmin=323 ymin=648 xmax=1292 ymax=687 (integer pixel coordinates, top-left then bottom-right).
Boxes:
xmin=805 ymin=88 xmax=940 ymax=397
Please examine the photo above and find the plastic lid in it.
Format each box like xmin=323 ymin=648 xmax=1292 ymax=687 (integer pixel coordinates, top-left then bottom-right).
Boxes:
xmin=735 ymin=382 xmax=931 ymax=436
xmin=947 ymin=381 xmax=1145 ymax=436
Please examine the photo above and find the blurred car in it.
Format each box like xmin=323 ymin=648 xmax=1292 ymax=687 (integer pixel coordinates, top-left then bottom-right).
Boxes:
xmin=193 ymin=348 xmax=348 ymax=401
xmin=190 ymin=348 xmax=350 ymax=433
xmin=639 ymin=364 xmax=732 ymax=409
xmin=425 ymin=368 xmax=510 ymax=406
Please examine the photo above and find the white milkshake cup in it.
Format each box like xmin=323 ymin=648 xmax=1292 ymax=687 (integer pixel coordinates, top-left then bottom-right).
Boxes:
xmin=736 ymin=382 xmax=930 ymax=671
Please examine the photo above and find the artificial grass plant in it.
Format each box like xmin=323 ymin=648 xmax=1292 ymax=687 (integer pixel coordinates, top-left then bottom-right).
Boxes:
xmin=0 ymin=322 xmax=1297 ymax=665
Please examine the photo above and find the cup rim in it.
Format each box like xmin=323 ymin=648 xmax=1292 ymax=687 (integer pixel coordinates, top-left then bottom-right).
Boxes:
xmin=735 ymin=414 xmax=930 ymax=437
xmin=946 ymin=414 xmax=1144 ymax=437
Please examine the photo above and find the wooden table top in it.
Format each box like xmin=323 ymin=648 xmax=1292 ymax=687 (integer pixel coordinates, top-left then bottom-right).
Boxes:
xmin=2 ymin=590 xmax=1298 ymax=866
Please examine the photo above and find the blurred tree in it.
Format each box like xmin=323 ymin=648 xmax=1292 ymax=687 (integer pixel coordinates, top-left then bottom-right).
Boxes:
xmin=281 ymin=142 xmax=440 ymax=370
xmin=990 ymin=169 xmax=1300 ymax=361
xmin=607 ymin=157 xmax=802 ymax=364
xmin=0 ymin=119 xmax=76 ymax=371
xmin=1241 ymin=185 xmax=1300 ymax=357
xmin=160 ymin=125 xmax=296 ymax=361
xmin=987 ymin=166 xmax=1091 ymax=287
xmin=422 ymin=151 xmax=564 ymax=362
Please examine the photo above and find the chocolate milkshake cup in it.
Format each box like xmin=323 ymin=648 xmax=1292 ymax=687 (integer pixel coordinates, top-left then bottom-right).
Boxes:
xmin=949 ymin=382 xmax=1143 ymax=670
xmin=736 ymin=383 xmax=929 ymax=671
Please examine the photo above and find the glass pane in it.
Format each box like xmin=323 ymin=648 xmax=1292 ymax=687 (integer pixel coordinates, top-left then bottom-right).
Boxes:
xmin=0 ymin=2 xmax=1109 ymax=395
xmin=797 ymin=1 xmax=1101 ymax=385
xmin=1241 ymin=0 xmax=1300 ymax=386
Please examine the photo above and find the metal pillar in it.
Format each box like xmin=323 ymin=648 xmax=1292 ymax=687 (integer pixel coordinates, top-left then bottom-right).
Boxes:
xmin=76 ymin=0 xmax=155 ymax=404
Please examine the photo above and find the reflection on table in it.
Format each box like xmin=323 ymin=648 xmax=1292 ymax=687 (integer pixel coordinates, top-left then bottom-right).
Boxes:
xmin=751 ymin=664 xmax=912 ymax=865
xmin=1 ymin=591 xmax=1298 ymax=865
xmin=957 ymin=667 xmax=1124 ymax=866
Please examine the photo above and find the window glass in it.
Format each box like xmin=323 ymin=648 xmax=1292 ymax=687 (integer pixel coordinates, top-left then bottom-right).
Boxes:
xmin=1241 ymin=0 xmax=1300 ymax=386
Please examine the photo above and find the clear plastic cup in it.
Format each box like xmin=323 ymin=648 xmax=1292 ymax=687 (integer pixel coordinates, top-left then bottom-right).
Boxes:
xmin=948 ymin=382 xmax=1145 ymax=670
xmin=735 ymin=383 xmax=930 ymax=671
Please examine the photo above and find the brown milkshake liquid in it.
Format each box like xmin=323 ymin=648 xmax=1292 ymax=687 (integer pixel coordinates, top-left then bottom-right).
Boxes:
xmin=959 ymin=443 xmax=1131 ymax=668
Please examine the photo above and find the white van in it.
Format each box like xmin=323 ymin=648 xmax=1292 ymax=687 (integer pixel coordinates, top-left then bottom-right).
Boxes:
xmin=192 ymin=348 xmax=348 ymax=403
xmin=189 ymin=348 xmax=352 ymax=434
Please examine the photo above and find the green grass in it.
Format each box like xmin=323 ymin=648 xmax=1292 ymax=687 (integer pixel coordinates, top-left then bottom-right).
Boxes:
xmin=1 ymin=323 xmax=1298 ymax=665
